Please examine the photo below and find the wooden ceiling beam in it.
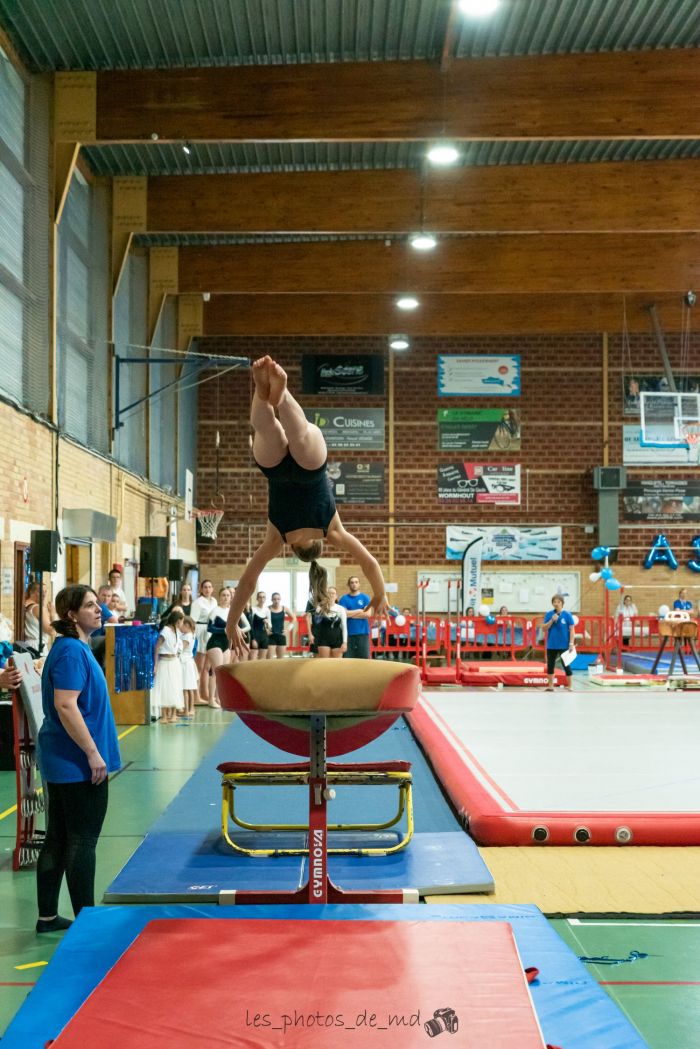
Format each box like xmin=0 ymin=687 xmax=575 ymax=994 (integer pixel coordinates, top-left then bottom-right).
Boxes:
xmin=178 ymin=234 xmax=700 ymax=295
xmin=147 ymin=161 xmax=700 ymax=234
xmin=201 ymin=292 xmax=685 ymax=337
xmin=95 ymin=51 xmax=700 ymax=142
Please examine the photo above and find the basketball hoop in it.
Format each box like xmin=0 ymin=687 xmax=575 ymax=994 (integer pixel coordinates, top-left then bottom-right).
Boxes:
xmin=194 ymin=508 xmax=224 ymax=542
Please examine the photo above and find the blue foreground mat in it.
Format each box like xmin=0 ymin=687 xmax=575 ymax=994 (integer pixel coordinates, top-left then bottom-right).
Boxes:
xmin=105 ymin=717 xmax=494 ymax=901
xmin=2 ymin=904 xmax=646 ymax=1049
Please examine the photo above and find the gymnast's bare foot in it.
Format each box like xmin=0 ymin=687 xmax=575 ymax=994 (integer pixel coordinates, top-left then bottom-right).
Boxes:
xmin=268 ymin=360 xmax=288 ymax=408
xmin=252 ymin=356 xmax=271 ymax=401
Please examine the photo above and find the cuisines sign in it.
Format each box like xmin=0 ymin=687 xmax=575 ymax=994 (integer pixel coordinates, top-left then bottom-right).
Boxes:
xmin=302 ymin=354 xmax=384 ymax=395
xmin=303 ymin=408 xmax=385 ymax=450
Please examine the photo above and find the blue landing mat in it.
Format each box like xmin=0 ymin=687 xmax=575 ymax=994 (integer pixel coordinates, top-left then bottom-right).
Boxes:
xmin=105 ymin=717 xmax=494 ymax=901
xmin=622 ymin=650 xmax=700 ymax=675
xmin=2 ymin=904 xmax=647 ymax=1049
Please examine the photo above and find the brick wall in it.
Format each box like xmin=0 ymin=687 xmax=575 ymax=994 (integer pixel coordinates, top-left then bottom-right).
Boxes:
xmin=2 ymin=400 xmax=195 ymax=627
xmin=196 ymin=332 xmax=700 ymax=613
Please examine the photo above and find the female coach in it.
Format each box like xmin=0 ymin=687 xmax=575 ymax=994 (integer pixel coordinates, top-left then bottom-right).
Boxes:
xmin=35 ymin=585 xmax=121 ymax=932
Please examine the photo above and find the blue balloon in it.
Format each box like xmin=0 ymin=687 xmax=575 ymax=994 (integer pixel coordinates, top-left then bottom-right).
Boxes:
xmin=485 ymin=614 xmax=496 ymax=625
xmin=643 ymin=533 xmax=679 ymax=571
xmin=591 ymin=547 xmax=605 ymax=561
xmin=605 ymin=578 xmax=623 ymax=590
xmin=600 ymin=567 xmax=613 ymax=580
xmin=689 ymin=535 xmax=700 ymax=573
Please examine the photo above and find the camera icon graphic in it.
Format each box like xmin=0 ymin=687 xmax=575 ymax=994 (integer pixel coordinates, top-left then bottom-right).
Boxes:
xmin=424 ymin=1006 xmax=459 ymax=1037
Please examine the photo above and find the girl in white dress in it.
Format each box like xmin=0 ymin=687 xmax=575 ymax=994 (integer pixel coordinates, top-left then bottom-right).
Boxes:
xmin=190 ymin=579 xmax=217 ymax=702
xmin=151 ymin=610 xmax=184 ymax=723
xmin=178 ymin=615 xmax=199 ymax=718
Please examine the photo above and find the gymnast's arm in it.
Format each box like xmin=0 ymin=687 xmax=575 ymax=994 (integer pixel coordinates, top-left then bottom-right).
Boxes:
xmin=326 ymin=518 xmax=389 ymax=616
xmin=226 ymin=524 xmax=283 ymax=654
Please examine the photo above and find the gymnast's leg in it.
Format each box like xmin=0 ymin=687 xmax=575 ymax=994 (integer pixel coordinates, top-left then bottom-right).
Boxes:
xmin=268 ymin=359 xmax=326 ymax=470
xmin=251 ymin=356 xmax=288 ymax=468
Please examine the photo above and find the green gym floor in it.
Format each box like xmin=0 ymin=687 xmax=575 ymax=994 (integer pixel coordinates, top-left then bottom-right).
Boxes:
xmin=2 ymin=710 xmax=699 ymax=1048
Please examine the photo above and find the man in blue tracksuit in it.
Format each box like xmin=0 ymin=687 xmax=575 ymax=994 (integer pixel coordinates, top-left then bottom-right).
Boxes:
xmin=338 ymin=576 xmax=371 ymax=659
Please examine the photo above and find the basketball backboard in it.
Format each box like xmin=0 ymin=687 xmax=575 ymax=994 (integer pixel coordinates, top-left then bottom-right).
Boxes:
xmin=640 ymin=391 xmax=700 ymax=458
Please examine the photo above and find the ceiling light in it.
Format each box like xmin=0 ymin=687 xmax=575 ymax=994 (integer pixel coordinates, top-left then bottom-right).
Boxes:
xmin=427 ymin=144 xmax=459 ymax=166
xmin=396 ymin=296 xmax=419 ymax=311
xmin=182 ymin=143 xmax=191 ymax=155
xmin=410 ymin=233 xmax=437 ymax=252
xmin=458 ymin=0 xmax=501 ymax=16
xmin=389 ymin=335 xmax=410 ymax=351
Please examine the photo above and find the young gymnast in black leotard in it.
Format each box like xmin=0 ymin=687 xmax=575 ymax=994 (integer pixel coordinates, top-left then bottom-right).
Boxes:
xmin=226 ymin=356 xmax=389 ymax=658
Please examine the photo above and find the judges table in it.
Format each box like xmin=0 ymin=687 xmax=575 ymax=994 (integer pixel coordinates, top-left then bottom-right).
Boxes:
xmin=104 ymin=624 xmax=156 ymax=725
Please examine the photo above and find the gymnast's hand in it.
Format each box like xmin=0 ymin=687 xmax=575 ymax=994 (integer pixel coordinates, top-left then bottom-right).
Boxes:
xmin=371 ymin=594 xmax=391 ymax=618
xmin=227 ymin=623 xmax=250 ymax=659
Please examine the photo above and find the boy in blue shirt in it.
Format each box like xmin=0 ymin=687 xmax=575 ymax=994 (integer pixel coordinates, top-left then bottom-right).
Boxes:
xmin=542 ymin=594 xmax=575 ymax=691
xmin=338 ymin=575 xmax=371 ymax=659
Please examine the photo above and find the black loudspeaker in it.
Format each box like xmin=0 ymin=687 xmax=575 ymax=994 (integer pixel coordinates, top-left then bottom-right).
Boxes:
xmin=30 ymin=530 xmax=59 ymax=573
xmin=168 ymin=558 xmax=184 ymax=582
xmin=138 ymin=536 xmax=169 ymax=578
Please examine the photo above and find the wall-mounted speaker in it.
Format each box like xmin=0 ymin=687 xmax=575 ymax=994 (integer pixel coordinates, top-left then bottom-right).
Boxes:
xmin=138 ymin=536 xmax=169 ymax=578
xmin=30 ymin=530 xmax=59 ymax=573
xmin=168 ymin=558 xmax=184 ymax=582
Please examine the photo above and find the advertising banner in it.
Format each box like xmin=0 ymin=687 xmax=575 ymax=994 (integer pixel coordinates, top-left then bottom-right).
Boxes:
xmin=303 ymin=408 xmax=384 ymax=450
xmin=437 ymin=355 xmax=521 ymax=397
xmin=622 ymin=479 xmax=700 ymax=521
xmin=437 ymin=408 xmax=521 ymax=451
xmin=446 ymin=525 xmax=562 ymax=562
xmin=302 ymin=354 xmax=384 ymax=394
xmin=622 ymin=425 xmax=693 ymax=465
xmin=460 ymin=536 xmax=483 ymax=612
xmin=437 ymin=464 xmax=520 ymax=504
xmin=327 ymin=462 xmax=384 ymax=504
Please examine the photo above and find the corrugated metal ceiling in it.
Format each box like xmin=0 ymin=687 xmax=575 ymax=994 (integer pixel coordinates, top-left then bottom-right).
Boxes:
xmin=0 ymin=0 xmax=697 ymax=71
xmin=84 ymin=138 xmax=700 ymax=176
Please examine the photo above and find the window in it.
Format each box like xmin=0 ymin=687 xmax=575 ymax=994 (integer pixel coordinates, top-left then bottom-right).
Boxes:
xmin=0 ymin=49 xmax=27 ymax=402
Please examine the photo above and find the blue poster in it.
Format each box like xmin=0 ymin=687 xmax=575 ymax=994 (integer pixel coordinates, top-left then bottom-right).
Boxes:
xmin=438 ymin=355 xmax=521 ymax=397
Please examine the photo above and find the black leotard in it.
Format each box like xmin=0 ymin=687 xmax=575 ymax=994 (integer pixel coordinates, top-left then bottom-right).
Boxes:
xmin=256 ymin=451 xmax=336 ymax=542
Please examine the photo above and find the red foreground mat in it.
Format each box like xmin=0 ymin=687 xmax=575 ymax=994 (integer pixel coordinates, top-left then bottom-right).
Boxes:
xmin=50 ymin=918 xmax=546 ymax=1048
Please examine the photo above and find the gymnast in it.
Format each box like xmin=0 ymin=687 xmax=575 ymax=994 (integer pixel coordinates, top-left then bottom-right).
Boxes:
xmin=226 ymin=356 xmax=389 ymax=657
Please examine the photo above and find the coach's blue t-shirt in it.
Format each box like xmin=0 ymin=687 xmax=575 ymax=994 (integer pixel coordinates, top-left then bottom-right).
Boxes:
xmin=38 ymin=636 xmax=121 ymax=783
xmin=674 ymin=599 xmax=693 ymax=611
xmin=543 ymin=609 xmax=575 ymax=650
xmin=338 ymin=592 xmax=371 ymax=636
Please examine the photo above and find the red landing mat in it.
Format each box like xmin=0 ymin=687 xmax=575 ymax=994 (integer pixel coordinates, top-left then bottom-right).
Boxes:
xmin=50 ymin=919 xmax=545 ymax=1048
xmin=459 ymin=661 xmax=567 ymax=687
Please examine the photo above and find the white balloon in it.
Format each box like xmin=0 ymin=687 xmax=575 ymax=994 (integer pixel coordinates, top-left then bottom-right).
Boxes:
xmin=658 ymin=604 xmax=670 ymax=618
xmin=589 ymin=572 xmax=601 ymax=582
xmin=394 ymin=615 xmax=406 ymax=627
xmin=478 ymin=603 xmax=490 ymax=617
xmin=572 ymin=614 xmax=579 ymax=625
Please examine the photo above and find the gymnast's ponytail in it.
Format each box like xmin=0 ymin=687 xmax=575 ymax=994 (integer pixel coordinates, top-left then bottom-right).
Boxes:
xmin=309 ymin=560 xmax=331 ymax=614
xmin=52 ymin=585 xmax=97 ymax=639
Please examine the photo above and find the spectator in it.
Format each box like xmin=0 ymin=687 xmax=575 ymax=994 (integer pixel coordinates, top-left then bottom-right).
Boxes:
xmin=338 ymin=575 xmax=371 ymax=659
xmin=88 ymin=585 xmax=120 ymax=668
xmin=616 ymin=594 xmax=638 ymax=646
xmin=108 ymin=568 xmax=128 ymax=615
xmin=673 ymin=588 xmax=693 ymax=612
xmin=24 ymin=582 xmax=54 ymax=657
xmin=190 ymin=579 xmax=217 ymax=703
xmin=35 ymin=585 xmax=121 ymax=933
xmin=268 ymin=592 xmax=294 ymax=658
